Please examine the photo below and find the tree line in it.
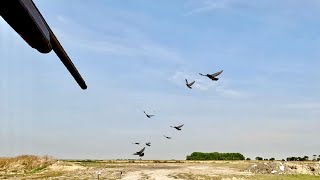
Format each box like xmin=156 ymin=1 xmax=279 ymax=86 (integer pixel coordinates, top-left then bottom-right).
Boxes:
xmin=185 ymin=152 xmax=320 ymax=161
xmin=255 ymin=155 xmax=320 ymax=161
xmin=186 ymin=152 xmax=245 ymax=160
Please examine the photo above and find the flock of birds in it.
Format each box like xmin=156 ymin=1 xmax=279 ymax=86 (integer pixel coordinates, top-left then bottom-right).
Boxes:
xmin=132 ymin=70 xmax=224 ymax=158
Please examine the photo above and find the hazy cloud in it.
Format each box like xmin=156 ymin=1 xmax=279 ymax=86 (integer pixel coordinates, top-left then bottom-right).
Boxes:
xmin=169 ymin=71 xmax=248 ymax=98
xmin=282 ymin=102 xmax=320 ymax=111
xmin=54 ymin=15 xmax=183 ymax=63
xmin=185 ymin=0 xmax=233 ymax=16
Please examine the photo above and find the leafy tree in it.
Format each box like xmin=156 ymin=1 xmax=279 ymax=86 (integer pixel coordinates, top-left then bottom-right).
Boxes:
xmin=269 ymin=158 xmax=275 ymax=161
xmin=186 ymin=152 xmax=245 ymax=160
xmin=246 ymin=158 xmax=251 ymax=161
xmin=255 ymin=157 xmax=263 ymax=161
xmin=287 ymin=157 xmax=297 ymax=161
xmin=287 ymin=156 xmax=309 ymax=161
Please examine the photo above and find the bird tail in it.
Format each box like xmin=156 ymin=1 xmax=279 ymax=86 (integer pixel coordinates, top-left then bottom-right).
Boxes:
xmin=212 ymin=78 xmax=219 ymax=81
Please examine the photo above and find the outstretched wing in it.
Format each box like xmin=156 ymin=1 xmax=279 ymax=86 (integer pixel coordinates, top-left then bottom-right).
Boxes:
xmin=185 ymin=79 xmax=188 ymax=84
xmin=211 ymin=70 xmax=223 ymax=77
xmin=176 ymin=124 xmax=184 ymax=129
xmin=138 ymin=147 xmax=145 ymax=154
xmin=144 ymin=111 xmax=154 ymax=117
xmin=199 ymin=73 xmax=206 ymax=76
xmin=189 ymin=81 xmax=195 ymax=86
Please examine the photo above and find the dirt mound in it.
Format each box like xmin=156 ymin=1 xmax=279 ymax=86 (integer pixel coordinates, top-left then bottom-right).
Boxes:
xmin=0 ymin=155 xmax=56 ymax=174
xmin=285 ymin=162 xmax=320 ymax=175
xmin=48 ymin=160 xmax=86 ymax=172
xmin=246 ymin=161 xmax=320 ymax=175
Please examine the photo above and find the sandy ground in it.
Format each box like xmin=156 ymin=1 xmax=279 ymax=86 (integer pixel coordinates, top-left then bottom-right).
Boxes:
xmin=120 ymin=164 xmax=251 ymax=180
xmin=1 ymin=158 xmax=320 ymax=179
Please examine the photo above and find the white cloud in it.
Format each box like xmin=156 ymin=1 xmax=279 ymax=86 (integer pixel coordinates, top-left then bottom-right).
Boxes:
xmin=185 ymin=0 xmax=232 ymax=16
xmin=282 ymin=102 xmax=320 ymax=110
xmin=53 ymin=15 xmax=183 ymax=63
xmin=185 ymin=0 xmax=320 ymax=17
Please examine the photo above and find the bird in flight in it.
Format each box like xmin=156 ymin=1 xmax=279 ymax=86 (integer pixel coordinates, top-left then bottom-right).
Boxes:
xmin=133 ymin=142 xmax=140 ymax=145
xmin=146 ymin=142 xmax=151 ymax=146
xmin=199 ymin=70 xmax=223 ymax=81
xmin=143 ymin=111 xmax=155 ymax=118
xmin=133 ymin=147 xmax=145 ymax=157
xmin=170 ymin=124 xmax=184 ymax=131
xmin=163 ymin=135 xmax=172 ymax=139
xmin=185 ymin=79 xmax=195 ymax=89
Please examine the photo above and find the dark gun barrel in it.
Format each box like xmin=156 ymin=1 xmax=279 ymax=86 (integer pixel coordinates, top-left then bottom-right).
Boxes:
xmin=50 ymin=32 xmax=87 ymax=90
xmin=0 ymin=0 xmax=87 ymax=90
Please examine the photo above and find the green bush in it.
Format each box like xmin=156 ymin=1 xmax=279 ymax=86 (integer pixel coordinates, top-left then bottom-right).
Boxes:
xmin=287 ymin=156 xmax=309 ymax=161
xmin=186 ymin=152 xmax=245 ymax=160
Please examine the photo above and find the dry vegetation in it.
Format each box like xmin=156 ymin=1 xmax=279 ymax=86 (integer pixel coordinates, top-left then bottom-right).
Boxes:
xmin=0 ymin=155 xmax=320 ymax=179
xmin=0 ymin=155 xmax=55 ymax=173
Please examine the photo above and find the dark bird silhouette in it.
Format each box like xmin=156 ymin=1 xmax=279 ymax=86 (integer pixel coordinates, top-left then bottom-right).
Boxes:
xmin=170 ymin=124 xmax=184 ymax=131
xmin=199 ymin=70 xmax=223 ymax=81
xmin=143 ymin=111 xmax=155 ymax=118
xmin=146 ymin=142 xmax=151 ymax=146
xmin=185 ymin=79 xmax=195 ymax=89
xmin=163 ymin=135 xmax=172 ymax=139
xmin=133 ymin=147 xmax=145 ymax=157
xmin=133 ymin=142 xmax=140 ymax=145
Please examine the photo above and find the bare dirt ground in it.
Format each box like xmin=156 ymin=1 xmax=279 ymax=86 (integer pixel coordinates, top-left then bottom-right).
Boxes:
xmin=1 ymin=156 xmax=320 ymax=179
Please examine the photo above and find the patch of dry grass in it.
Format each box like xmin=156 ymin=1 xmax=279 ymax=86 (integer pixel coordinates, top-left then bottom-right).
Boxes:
xmin=169 ymin=173 xmax=221 ymax=180
xmin=209 ymin=161 xmax=253 ymax=171
xmin=0 ymin=155 xmax=56 ymax=174
xmin=249 ymin=174 xmax=320 ymax=180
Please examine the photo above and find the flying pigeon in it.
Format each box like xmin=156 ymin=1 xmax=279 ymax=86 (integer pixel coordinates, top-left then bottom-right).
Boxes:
xmin=133 ymin=142 xmax=140 ymax=145
xmin=170 ymin=124 xmax=184 ymax=131
xmin=185 ymin=79 xmax=195 ymax=89
xmin=199 ymin=70 xmax=223 ymax=81
xmin=146 ymin=142 xmax=151 ymax=146
xmin=133 ymin=147 xmax=145 ymax=157
xmin=143 ymin=111 xmax=155 ymax=118
xmin=163 ymin=135 xmax=172 ymax=139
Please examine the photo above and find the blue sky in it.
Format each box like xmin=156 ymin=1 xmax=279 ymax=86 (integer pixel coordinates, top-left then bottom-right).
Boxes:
xmin=1 ymin=0 xmax=320 ymax=160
